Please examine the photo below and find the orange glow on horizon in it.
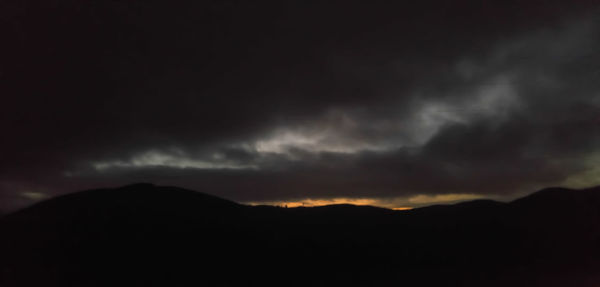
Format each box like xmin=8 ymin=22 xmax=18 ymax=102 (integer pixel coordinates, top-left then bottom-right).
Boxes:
xmin=246 ymin=198 xmax=414 ymax=210
xmin=392 ymin=207 xmax=413 ymax=211
xmin=245 ymin=193 xmax=487 ymax=210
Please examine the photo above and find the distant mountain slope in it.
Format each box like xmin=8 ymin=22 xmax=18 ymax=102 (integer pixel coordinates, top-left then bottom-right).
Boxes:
xmin=511 ymin=186 xmax=600 ymax=210
xmin=1 ymin=184 xmax=600 ymax=287
xmin=9 ymin=183 xmax=242 ymax=217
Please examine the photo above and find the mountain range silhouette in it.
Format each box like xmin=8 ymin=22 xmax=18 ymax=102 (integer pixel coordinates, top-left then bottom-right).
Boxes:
xmin=1 ymin=183 xmax=600 ymax=286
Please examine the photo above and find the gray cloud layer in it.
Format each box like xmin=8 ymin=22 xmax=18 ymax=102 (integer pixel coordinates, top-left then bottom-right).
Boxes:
xmin=2 ymin=0 xmax=600 ymax=210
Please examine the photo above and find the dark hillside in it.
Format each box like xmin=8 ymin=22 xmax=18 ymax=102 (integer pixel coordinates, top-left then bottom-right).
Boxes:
xmin=1 ymin=184 xmax=600 ymax=286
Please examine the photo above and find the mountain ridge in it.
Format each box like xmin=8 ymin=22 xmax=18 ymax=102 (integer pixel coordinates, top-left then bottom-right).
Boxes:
xmin=8 ymin=183 xmax=600 ymax=218
xmin=1 ymin=183 xmax=600 ymax=286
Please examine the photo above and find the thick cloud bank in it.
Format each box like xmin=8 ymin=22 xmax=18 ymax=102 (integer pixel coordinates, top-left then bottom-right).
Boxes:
xmin=2 ymin=0 xmax=600 ymax=210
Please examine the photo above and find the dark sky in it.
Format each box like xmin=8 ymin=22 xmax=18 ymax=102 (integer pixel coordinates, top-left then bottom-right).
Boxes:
xmin=2 ymin=0 xmax=600 ymax=210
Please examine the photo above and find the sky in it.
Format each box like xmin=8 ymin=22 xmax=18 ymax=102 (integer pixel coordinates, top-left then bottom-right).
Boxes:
xmin=2 ymin=0 xmax=600 ymax=211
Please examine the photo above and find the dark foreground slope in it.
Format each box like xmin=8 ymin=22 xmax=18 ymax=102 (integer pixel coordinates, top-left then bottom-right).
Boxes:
xmin=1 ymin=184 xmax=600 ymax=286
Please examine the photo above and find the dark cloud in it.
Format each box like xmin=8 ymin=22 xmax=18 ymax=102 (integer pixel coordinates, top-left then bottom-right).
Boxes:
xmin=2 ymin=0 xmax=600 ymax=210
